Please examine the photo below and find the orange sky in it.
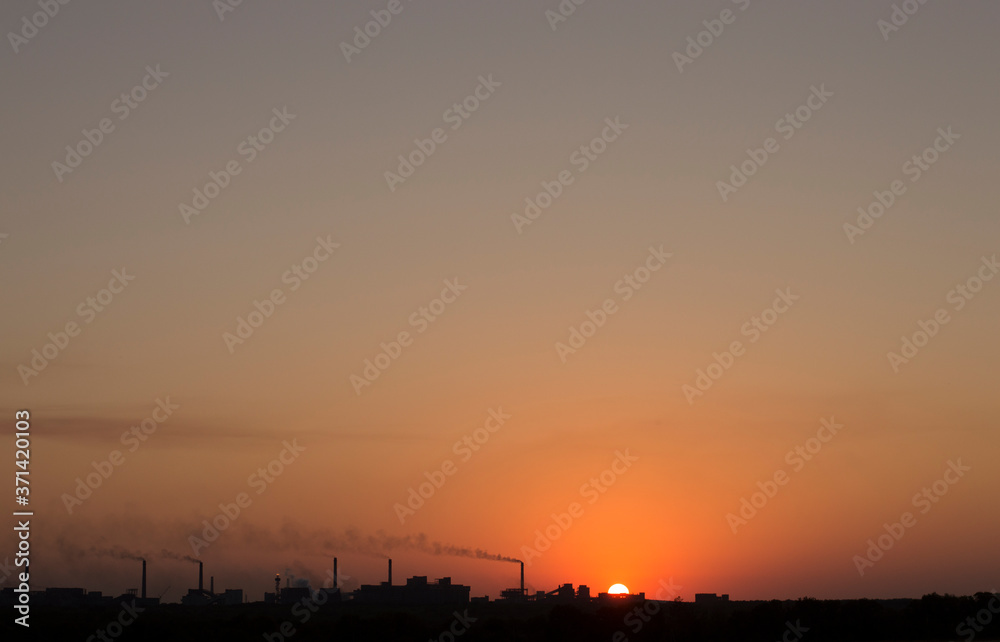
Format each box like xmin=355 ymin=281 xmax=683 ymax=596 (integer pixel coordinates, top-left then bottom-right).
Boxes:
xmin=1 ymin=1 xmax=998 ymax=602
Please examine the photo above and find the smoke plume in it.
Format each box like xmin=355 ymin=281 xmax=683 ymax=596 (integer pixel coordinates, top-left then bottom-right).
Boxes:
xmin=159 ymin=549 xmax=200 ymax=564
xmin=239 ymin=524 xmax=519 ymax=564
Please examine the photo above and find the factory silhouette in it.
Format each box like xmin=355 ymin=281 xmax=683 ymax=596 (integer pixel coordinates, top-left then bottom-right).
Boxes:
xmin=2 ymin=555 xmax=666 ymax=608
xmin=4 ymin=555 xmax=997 ymax=642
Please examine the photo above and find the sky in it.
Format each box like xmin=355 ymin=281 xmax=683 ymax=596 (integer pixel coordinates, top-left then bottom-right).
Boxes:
xmin=1 ymin=1 xmax=998 ymax=603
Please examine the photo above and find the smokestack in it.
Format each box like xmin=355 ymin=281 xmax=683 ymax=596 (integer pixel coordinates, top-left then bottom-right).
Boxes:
xmin=334 ymin=558 xmax=338 ymax=589
xmin=141 ymin=559 xmax=147 ymax=599
xmin=210 ymin=576 xmax=214 ymax=595
xmin=275 ymin=574 xmax=280 ymax=603
xmin=199 ymin=561 xmax=204 ymax=592
xmin=388 ymin=558 xmax=392 ymax=586
xmin=520 ymin=562 xmax=524 ymax=594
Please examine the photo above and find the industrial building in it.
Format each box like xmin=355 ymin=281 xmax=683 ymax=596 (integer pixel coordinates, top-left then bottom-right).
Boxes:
xmin=351 ymin=559 xmax=470 ymax=605
xmin=499 ymin=561 xmax=528 ymax=601
xmin=180 ymin=561 xmax=243 ymax=606
xmin=125 ymin=559 xmax=162 ymax=608
xmin=496 ymin=562 xmax=644 ymax=604
xmin=0 ymin=552 xmax=677 ymax=609
xmin=0 ymin=587 xmax=112 ymax=608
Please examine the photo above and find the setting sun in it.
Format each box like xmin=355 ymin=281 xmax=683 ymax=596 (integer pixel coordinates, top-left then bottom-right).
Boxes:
xmin=5 ymin=3 xmax=1000 ymax=641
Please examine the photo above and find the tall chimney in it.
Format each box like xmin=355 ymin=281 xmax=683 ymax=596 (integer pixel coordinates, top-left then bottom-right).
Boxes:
xmin=388 ymin=558 xmax=392 ymax=586
xmin=520 ymin=562 xmax=524 ymax=594
xmin=210 ymin=576 xmax=214 ymax=595
xmin=141 ymin=559 xmax=147 ymax=599
xmin=333 ymin=558 xmax=338 ymax=589
xmin=199 ymin=561 xmax=204 ymax=592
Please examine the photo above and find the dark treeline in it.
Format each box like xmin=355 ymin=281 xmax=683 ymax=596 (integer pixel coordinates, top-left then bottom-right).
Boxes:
xmin=3 ymin=592 xmax=998 ymax=641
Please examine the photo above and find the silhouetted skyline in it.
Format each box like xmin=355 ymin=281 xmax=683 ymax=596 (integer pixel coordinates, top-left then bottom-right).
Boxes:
xmin=2 ymin=4 xmax=999 ymax=635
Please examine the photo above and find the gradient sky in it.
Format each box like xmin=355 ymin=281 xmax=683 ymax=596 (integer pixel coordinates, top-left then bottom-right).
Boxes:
xmin=1 ymin=1 xmax=999 ymax=603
